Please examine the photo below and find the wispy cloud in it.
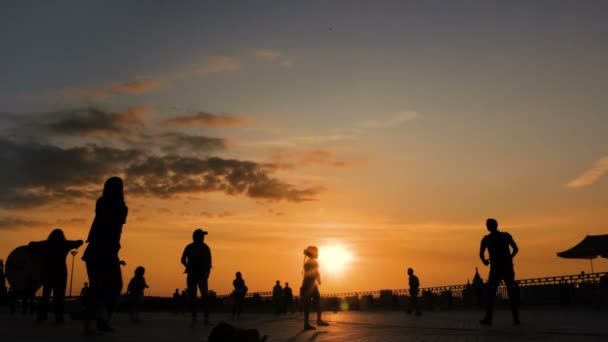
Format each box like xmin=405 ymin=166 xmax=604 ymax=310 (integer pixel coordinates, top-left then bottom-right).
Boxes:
xmin=159 ymin=112 xmax=253 ymax=127
xmin=0 ymin=216 xmax=44 ymax=230
xmin=56 ymin=55 xmax=240 ymax=101
xmin=352 ymin=111 xmax=418 ymax=129
xmin=48 ymin=106 xmax=149 ymax=136
xmin=566 ymin=156 xmax=608 ymax=188
xmin=109 ymin=78 xmax=161 ymax=94
xmin=254 ymin=49 xmax=282 ymax=60
xmin=269 ymin=148 xmax=362 ymax=168
xmin=197 ymin=55 xmax=240 ymax=75
xmin=249 ymin=110 xmax=418 ymax=148
xmin=253 ymin=49 xmax=292 ymax=67
xmin=57 ymin=77 xmax=162 ymax=101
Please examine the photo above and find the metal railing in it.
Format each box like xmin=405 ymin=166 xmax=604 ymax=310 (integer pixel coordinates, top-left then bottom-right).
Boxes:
xmin=220 ymin=272 xmax=608 ymax=300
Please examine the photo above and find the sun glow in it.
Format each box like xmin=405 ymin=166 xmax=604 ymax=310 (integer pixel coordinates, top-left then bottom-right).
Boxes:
xmin=318 ymin=244 xmax=354 ymax=276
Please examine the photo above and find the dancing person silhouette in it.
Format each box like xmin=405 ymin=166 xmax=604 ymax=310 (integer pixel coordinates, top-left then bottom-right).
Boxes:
xmin=300 ymin=246 xmax=329 ymax=330
xmin=231 ymin=272 xmax=247 ymax=320
xmin=28 ymin=228 xmax=83 ymax=323
xmin=127 ymin=266 xmax=149 ymax=322
xmin=82 ymin=177 xmax=128 ymax=334
xmin=479 ymin=218 xmax=520 ymax=326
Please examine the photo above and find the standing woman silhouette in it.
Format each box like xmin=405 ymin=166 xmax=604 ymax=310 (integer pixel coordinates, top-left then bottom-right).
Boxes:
xmin=300 ymin=246 xmax=329 ymax=330
xmin=82 ymin=177 xmax=128 ymax=334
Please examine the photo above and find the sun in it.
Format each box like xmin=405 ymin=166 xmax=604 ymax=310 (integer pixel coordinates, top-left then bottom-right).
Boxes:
xmin=318 ymin=244 xmax=354 ymax=276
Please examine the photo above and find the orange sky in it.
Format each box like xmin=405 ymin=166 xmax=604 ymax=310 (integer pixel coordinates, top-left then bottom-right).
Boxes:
xmin=1 ymin=2 xmax=608 ymax=296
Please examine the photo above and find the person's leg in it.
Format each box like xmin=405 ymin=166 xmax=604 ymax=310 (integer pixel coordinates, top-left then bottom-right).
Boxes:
xmin=37 ymin=282 xmax=52 ymax=322
xmin=481 ymin=270 xmax=500 ymax=325
xmin=504 ymin=268 xmax=520 ymax=324
xmin=53 ymin=275 xmax=67 ymax=323
xmin=106 ymin=258 xmax=122 ymax=320
xmin=198 ymin=277 xmax=210 ymax=323
xmin=412 ymin=289 xmax=421 ymax=315
xmin=84 ymin=260 xmax=99 ymax=333
xmin=301 ymin=287 xmax=314 ymax=329
xmin=314 ymin=288 xmax=328 ymax=326
xmin=186 ymin=274 xmax=197 ymax=319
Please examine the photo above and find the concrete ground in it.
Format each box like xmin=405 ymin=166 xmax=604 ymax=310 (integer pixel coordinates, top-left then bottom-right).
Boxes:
xmin=1 ymin=308 xmax=608 ymax=341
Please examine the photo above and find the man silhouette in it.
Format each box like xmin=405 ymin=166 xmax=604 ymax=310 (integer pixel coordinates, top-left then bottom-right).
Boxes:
xmin=407 ymin=268 xmax=421 ymax=316
xmin=181 ymin=228 xmax=212 ymax=327
xmin=272 ymin=280 xmax=282 ymax=315
xmin=479 ymin=218 xmax=520 ymax=326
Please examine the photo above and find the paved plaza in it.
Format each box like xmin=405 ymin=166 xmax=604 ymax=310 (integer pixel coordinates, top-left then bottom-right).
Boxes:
xmin=1 ymin=308 xmax=608 ymax=341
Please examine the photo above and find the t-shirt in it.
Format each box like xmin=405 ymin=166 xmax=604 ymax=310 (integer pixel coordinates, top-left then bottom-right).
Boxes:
xmin=409 ymin=274 xmax=420 ymax=290
xmin=481 ymin=231 xmax=515 ymax=268
xmin=182 ymin=242 xmax=212 ymax=276
xmin=128 ymin=276 xmax=148 ymax=296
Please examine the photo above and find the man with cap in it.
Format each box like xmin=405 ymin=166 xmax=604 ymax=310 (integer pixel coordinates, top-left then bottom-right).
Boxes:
xmin=181 ymin=228 xmax=212 ymax=327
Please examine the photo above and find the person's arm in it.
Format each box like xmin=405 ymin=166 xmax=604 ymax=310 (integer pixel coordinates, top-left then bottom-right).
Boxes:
xmin=206 ymin=245 xmax=212 ymax=276
xmin=479 ymin=238 xmax=489 ymax=266
xmin=66 ymin=240 xmax=84 ymax=250
xmin=509 ymin=235 xmax=519 ymax=259
xmin=180 ymin=246 xmax=189 ymax=269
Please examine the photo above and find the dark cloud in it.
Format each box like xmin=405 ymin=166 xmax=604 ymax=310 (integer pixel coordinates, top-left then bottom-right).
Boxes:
xmin=0 ymin=138 xmax=140 ymax=208
xmin=159 ymin=112 xmax=252 ymax=127
xmin=0 ymin=217 xmax=45 ymax=230
xmin=48 ymin=107 xmax=148 ymax=136
xmin=157 ymin=132 xmax=227 ymax=154
xmin=0 ymin=138 xmax=322 ymax=209
xmin=125 ymin=155 xmax=323 ymax=202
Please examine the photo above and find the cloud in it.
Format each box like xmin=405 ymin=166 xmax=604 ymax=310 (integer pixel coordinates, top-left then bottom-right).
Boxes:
xmin=109 ymin=78 xmax=161 ymax=94
xmin=0 ymin=138 xmax=141 ymax=208
xmin=254 ymin=49 xmax=282 ymax=60
xmin=352 ymin=111 xmax=418 ymax=129
xmin=0 ymin=217 xmax=45 ymax=230
xmin=159 ymin=112 xmax=253 ymax=127
xmin=0 ymin=137 xmax=323 ymax=209
xmin=125 ymin=155 xmax=323 ymax=202
xmin=269 ymin=148 xmax=360 ymax=168
xmin=566 ymin=156 xmax=608 ymax=188
xmin=197 ymin=56 xmax=240 ymax=75
xmin=253 ymin=49 xmax=292 ymax=67
xmin=57 ymin=78 xmax=162 ymax=101
xmin=48 ymin=106 xmax=149 ymax=136
xmin=157 ymin=132 xmax=227 ymax=154
xmin=248 ymin=110 xmax=417 ymax=148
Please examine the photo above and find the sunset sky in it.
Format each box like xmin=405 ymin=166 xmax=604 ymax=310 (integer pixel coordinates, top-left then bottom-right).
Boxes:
xmin=1 ymin=1 xmax=608 ymax=296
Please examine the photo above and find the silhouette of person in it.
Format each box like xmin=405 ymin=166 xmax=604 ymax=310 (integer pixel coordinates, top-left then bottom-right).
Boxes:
xmin=79 ymin=282 xmax=90 ymax=309
xmin=181 ymin=228 xmax=212 ymax=326
xmin=232 ymin=271 xmax=247 ymax=320
xmin=0 ymin=260 xmax=6 ymax=303
xmin=272 ymin=280 xmax=283 ymax=315
xmin=479 ymin=218 xmax=520 ymax=326
xmin=28 ymin=228 xmax=83 ymax=323
xmin=300 ymin=246 xmax=329 ymax=330
xmin=283 ymin=282 xmax=294 ymax=314
xmin=82 ymin=176 xmax=128 ymax=334
xmin=127 ymin=266 xmax=149 ymax=322
xmin=406 ymin=268 xmax=421 ymax=316
xmin=173 ymin=289 xmax=181 ymax=315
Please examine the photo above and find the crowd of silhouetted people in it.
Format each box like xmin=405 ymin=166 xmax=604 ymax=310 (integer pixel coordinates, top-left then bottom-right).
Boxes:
xmin=3 ymin=176 xmax=608 ymax=339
